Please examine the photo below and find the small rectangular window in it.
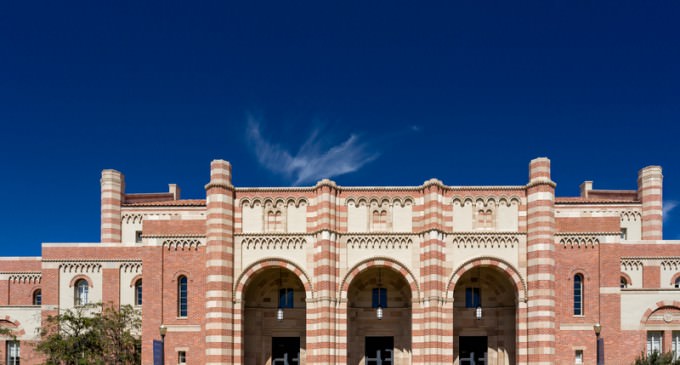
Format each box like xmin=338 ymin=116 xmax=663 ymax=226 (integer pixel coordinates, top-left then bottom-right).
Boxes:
xmin=575 ymin=349 xmax=583 ymax=364
xmin=6 ymin=341 xmax=20 ymax=365
xmin=620 ymin=228 xmax=628 ymax=240
xmin=177 ymin=351 xmax=186 ymax=365
xmin=372 ymin=288 xmax=387 ymax=308
xmin=465 ymin=287 xmax=481 ymax=308
xmin=278 ymin=288 xmax=294 ymax=308
xmin=647 ymin=331 xmax=663 ymax=355
xmin=135 ymin=231 xmax=143 ymax=243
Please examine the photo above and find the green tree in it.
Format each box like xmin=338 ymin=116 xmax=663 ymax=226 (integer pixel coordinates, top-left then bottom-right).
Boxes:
xmin=36 ymin=303 xmax=141 ymax=365
xmin=634 ymin=351 xmax=680 ymax=365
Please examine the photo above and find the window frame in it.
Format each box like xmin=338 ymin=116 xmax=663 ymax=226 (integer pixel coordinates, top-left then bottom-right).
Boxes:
xmin=465 ymin=287 xmax=481 ymax=308
xmin=75 ymin=279 xmax=89 ymax=306
xmin=134 ymin=279 xmax=142 ymax=306
xmin=177 ymin=276 xmax=188 ymax=318
xmin=6 ymin=340 xmax=20 ymax=365
xmin=177 ymin=350 xmax=187 ymax=365
xmin=278 ymin=288 xmax=294 ymax=309
xmin=574 ymin=349 xmax=583 ymax=364
xmin=33 ymin=289 xmax=42 ymax=306
xmin=372 ymin=287 xmax=387 ymax=308
xmin=573 ymin=274 xmax=584 ymax=316
xmin=647 ymin=331 xmax=663 ymax=356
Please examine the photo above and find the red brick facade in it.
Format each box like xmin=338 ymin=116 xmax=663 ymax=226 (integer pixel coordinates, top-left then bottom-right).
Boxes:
xmin=1 ymin=158 xmax=679 ymax=365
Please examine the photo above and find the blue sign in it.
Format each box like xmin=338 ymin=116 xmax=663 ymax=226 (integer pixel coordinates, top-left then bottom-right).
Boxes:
xmin=153 ymin=340 xmax=164 ymax=365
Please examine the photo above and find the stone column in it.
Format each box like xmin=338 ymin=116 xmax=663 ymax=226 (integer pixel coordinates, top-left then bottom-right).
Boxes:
xmin=638 ymin=166 xmax=663 ymax=240
xmin=204 ymin=160 xmax=235 ymax=364
xmin=101 ymin=169 xmax=124 ymax=243
xmin=525 ymin=157 xmax=556 ymax=364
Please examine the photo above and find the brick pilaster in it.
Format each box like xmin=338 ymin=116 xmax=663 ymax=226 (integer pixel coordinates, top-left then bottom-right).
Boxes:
xmin=101 ymin=169 xmax=124 ymax=243
xmin=638 ymin=166 xmax=663 ymax=240
xmin=415 ymin=181 xmax=447 ymax=364
xmin=310 ymin=181 xmax=338 ymax=364
xmin=204 ymin=160 xmax=235 ymax=364
xmin=525 ymin=157 xmax=556 ymax=364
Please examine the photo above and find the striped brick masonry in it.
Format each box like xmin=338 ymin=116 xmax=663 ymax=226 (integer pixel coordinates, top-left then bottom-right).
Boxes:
xmin=638 ymin=166 xmax=663 ymax=240
xmin=525 ymin=157 xmax=556 ymax=364
xmin=204 ymin=160 xmax=235 ymax=365
xmin=310 ymin=181 xmax=339 ymax=364
xmin=101 ymin=169 xmax=124 ymax=243
xmin=416 ymin=181 xmax=447 ymax=364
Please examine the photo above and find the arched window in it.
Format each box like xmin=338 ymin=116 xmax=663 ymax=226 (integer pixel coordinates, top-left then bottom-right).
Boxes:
xmin=573 ymin=274 xmax=584 ymax=316
xmin=620 ymin=277 xmax=628 ymax=289
xmin=675 ymin=277 xmax=680 ymax=289
xmin=75 ymin=279 xmax=89 ymax=306
xmin=371 ymin=210 xmax=388 ymax=231
xmin=477 ymin=209 xmax=494 ymax=229
xmin=134 ymin=279 xmax=142 ymax=306
xmin=33 ymin=289 xmax=42 ymax=305
xmin=177 ymin=276 xmax=188 ymax=317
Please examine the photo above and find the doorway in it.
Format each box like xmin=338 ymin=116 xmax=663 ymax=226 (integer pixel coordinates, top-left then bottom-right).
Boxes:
xmin=365 ymin=336 xmax=394 ymax=365
xmin=459 ymin=336 xmax=488 ymax=365
xmin=272 ymin=337 xmax=300 ymax=365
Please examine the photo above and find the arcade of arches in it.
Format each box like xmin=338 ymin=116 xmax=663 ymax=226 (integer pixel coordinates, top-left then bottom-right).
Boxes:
xmin=240 ymin=263 xmax=519 ymax=365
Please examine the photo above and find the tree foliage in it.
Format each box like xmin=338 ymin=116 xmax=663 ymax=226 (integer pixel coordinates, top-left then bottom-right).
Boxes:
xmin=634 ymin=351 xmax=680 ymax=365
xmin=0 ymin=324 xmax=17 ymax=339
xmin=36 ymin=303 xmax=141 ymax=365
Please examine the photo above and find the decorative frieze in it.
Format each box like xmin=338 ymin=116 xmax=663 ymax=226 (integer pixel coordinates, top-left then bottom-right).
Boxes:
xmin=558 ymin=235 xmax=600 ymax=248
xmin=450 ymin=233 xmax=520 ymax=249
xmin=241 ymin=236 xmax=307 ymax=250
xmin=346 ymin=235 xmax=413 ymax=250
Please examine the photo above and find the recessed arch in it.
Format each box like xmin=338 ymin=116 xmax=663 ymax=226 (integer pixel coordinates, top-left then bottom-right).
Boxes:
xmin=340 ymin=257 xmax=420 ymax=302
xmin=235 ymin=258 xmax=314 ymax=301
xmin=447 ymin=257 xmax=527 ymax=302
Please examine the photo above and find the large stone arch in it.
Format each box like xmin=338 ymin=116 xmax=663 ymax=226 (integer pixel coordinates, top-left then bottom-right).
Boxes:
xmin=446 ymin=256 xmax=527 ymax=365
xmin=340 ymin=257 xmax=418 ymax=365
xmin=446 ymin=256 xmax=527 ymax=302
xmin=339 ymin=257 xmax=420 ymax=302
xmin=234 ymin=258 xmax=314 ymax=301
xmin=235 ymin=258 xmax=313 ymax=365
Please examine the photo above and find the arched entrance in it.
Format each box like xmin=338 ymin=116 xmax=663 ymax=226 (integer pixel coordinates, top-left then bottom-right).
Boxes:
xmin=451 ymin=265 xmax=519 ymax=365
xmin=347 ymin=266 xmax=412 ymax=365
xmin=243 ymin=267 xmax=307 ymax=365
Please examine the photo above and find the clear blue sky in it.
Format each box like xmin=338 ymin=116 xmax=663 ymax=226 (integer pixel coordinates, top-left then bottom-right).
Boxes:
xmin=1 ymin=1 xmax=679 ymax=256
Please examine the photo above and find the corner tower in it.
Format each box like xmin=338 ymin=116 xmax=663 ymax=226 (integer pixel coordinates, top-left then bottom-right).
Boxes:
xmin=638 ymin=166 xmax=663 ymax=240
xmin=204 ymin=160 xmax=235 ymax=364
xmin=101 ymin=169 xmax=124 ymax=243
xmin=525 ymin=157 xmax=557 ymax=364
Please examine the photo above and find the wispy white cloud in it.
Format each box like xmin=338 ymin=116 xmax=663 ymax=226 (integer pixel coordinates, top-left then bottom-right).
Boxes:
xmin=246 ymin=117 xmax=379 ymax=185
xmin=663 ymin=200 xmax=679 ymax=222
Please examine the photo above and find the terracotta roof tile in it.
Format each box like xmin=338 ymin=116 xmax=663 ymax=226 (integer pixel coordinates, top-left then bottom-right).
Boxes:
xmin=555 ymin=197 xmax=639 ymax=204
xmin=122 ymin=199 xmax=206 ymax=207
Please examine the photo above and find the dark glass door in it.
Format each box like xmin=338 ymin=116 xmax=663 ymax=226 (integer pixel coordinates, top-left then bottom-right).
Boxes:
xmin=365 ymin=336 xmax=394 ymax=365
xmin=459 ymin=336 xmax=488 ymax=365
xmin=272 ymin=337 xmax=300 ymax=365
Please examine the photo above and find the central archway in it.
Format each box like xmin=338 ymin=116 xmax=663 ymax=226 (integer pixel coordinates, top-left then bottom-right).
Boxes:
xmin=346 ymin=265 xmax=413 ymax=365
xmin=242 ymin=266 xmax=307 ymax=365
xmin=447 ymin=258 xmax=525 ymax=365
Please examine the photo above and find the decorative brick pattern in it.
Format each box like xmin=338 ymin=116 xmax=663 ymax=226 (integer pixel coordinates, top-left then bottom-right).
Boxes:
xmin=525 ymin=157 xmax=556 ymax=364
xmin=204 ymin=160 xmax=235 ymax=365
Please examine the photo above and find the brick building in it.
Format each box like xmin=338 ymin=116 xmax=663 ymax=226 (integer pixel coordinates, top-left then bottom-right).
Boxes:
xmin=1 ymin=157 xmax=680 ymax=365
